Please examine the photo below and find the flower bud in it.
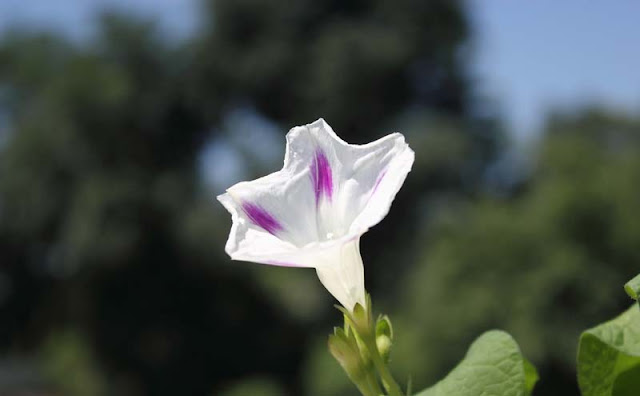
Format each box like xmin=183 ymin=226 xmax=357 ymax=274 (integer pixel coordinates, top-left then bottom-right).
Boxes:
xmin=376 ymin=334 xmax=392 ymax=363
xmin=375 ymin=315 xmax=394 ymax=362
xmin=328 ymin=328 xmax=369 ymax=390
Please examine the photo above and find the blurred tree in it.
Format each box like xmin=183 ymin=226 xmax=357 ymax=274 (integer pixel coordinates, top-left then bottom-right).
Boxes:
xmin=195 ymin=0 xmax=471 ymax=138
xmin=393 ymin=108 xmax=640 ymax=396
xmin=0 ymin=15 xmax=303 ymax=395
xmin=191 ymin=0 xmax=504 ymax=303
xmin=0 ymin=1 xmax=502 ymax=395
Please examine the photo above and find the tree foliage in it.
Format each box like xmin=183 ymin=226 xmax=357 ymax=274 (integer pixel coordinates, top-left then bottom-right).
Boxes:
xmin=0 ymin=1 xmax=489 ymax=395
xmin=395 ymin=109 xmax=640 ymax=395
xmin=3 ymin=1 xmax=635 ymax=395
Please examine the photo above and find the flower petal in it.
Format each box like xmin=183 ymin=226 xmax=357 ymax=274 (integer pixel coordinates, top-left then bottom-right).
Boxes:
xmin=341 ymin=132 xmax=415 ymax=233
xmin=217 ymin=118 xmax=413 ymax=273
xmin=217 ymin=192 xmax=300 ymax=265
xmin=217 ymin=167 xmax=319 ymax=263
xmin=218 ymin=193 xmax=365 ymax=272
xmin=285 ymin=118 xmax=414 ymax=236
xmin=314 ymin=238 xmax=365 ymax=310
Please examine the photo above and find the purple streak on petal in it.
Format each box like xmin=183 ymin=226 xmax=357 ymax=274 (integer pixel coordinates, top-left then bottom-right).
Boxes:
xmin=242 ymin=202 xmax=283 ymax=235
xmin=310 ymin=149 xmax=333 ymax=204
xmin=372 ymin=170 xmax=387 ymax=194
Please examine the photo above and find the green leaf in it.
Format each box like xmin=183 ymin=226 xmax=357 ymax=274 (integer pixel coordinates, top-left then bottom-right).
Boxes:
xmin=577 ymin=305 xmax=640 ymax=396
xmin=624 ymin=274 xmax=640 ymax=302
xmin=523 ymin=358 xmax=539 ymax=396
xmin=414 ymin=330 xmax=537 ymax=396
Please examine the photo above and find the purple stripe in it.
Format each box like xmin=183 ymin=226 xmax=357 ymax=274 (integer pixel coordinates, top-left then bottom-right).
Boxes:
xmin=372 ymin=170 xmax=387 ymax=194
xmin=242 ymin=202 xmax=283 ymax=235
xmin=310 ymin=149 xmax=333 ymax=203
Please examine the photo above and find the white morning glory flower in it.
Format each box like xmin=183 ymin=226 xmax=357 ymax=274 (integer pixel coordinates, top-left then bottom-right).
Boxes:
xmin=217 ymin=119 xmax=414 ymax=311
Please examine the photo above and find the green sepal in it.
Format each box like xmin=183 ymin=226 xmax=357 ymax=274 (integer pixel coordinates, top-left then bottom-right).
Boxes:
xmin=328 ymin=327 xmax=370 ymax=395
xmin=376 ymin=315 xmax=394 ymax=339
xmin=335 ymin=293 xmax=374 ymax=338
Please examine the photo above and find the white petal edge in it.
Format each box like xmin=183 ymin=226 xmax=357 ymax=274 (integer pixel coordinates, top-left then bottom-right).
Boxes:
xmin=348 ymin=133 xmax=415 ymax=233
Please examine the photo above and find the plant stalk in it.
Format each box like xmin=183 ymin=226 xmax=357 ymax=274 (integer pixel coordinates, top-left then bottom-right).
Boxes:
xmin=365 ymin=337 xmax=404 ymax=396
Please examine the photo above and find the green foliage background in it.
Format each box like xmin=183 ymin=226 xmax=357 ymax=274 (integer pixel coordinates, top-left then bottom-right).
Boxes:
xmin=0 ymin=1 xmax=637 ymax=395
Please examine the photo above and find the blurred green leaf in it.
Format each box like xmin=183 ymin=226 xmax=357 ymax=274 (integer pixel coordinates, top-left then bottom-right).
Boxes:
xmin=523 ymin=358 xmax=539 ymax=396
xmin=624 ymin=274 xmax=640 ymax=302
xmin=577 ymin=305 xmax=640 ymax=396
xmin=414 ymin=330 xmax=537 ymax=396
xmin=41 ymin=330 xmax=106 ymax=396
xmin=219 ymin=376 xmax=284 ymax=396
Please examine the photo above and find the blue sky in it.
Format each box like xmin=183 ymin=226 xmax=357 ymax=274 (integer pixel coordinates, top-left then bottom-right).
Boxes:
xmin=470 ymin=0 xmax=640 ymax=138
xmin=0 ymin=0 xmax=198 ymax=40
xmin=1 ymin=0 xmax=639 ymax=139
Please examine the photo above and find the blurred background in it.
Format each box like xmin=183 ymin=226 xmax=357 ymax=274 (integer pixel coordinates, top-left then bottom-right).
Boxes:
xmin=0 ymin=0 xmax=639 ymax=395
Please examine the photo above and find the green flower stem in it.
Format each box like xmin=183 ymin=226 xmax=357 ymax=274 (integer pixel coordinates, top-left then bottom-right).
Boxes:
xmin=364 ymin=337 xmax=404 ymax=396
xmin=332 ymin=296 xmax=403 ymax=396
xmin=364 ymin=367 xmax=384 ymax=396
xmin=355 ymin=378 xmax=378 ymax=396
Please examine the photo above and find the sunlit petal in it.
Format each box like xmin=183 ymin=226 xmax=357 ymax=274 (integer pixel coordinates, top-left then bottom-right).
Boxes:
xmin=218 ymin=118 xmax=414 ymax=310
